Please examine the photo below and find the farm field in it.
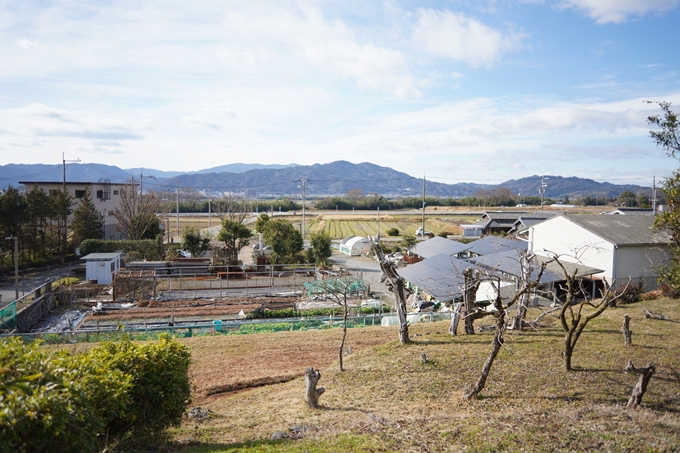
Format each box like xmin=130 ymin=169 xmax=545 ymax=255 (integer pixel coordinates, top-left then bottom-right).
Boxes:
xmin=166 ymin=297 xmax=680 ymax=452
xmin=307 ymin=214 xmax=479 ymax=239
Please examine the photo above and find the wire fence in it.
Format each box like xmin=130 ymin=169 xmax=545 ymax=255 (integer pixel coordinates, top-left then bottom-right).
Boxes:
xmin=114 ymin=264 xmax=321 ymax=301
xmin=1 ymin=312 xmax=456 ymax=345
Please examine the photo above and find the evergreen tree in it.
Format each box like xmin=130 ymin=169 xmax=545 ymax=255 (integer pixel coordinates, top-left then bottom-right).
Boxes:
xmin=71 ymin=187 xmax=103 ymax=247
xmin=648 ymin=101 xmax=680 ymax=295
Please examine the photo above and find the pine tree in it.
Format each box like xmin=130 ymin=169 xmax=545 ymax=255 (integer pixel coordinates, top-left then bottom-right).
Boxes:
xmin=70 ymin=187 xmax=103 ymax=247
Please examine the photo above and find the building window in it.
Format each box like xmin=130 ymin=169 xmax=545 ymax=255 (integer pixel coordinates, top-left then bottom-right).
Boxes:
xmin=75 ymin=190 xmax=86 ymax=198
xmin=109 ymin=236 xmax=114 ymax=240
xmin=109 ymin=211 xmax=115 ymax=217
xmin=113 ymin=190 xmax=119 ymax=195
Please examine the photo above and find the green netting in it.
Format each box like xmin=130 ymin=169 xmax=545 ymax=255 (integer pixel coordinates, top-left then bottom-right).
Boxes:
xmin=304 ymin=278 xmax=365 ymax=297
xmin=0 ymin=301 xmax=17 ymax=330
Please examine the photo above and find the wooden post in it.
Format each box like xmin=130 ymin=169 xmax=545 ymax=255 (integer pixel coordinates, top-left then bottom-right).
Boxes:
xmin=626 ymin=360 xmax=655 ymax=408
xmin=622 ymin=314 xmax=632 ymax=346
xmin=304 ymin=367 xmax=325 ymax=408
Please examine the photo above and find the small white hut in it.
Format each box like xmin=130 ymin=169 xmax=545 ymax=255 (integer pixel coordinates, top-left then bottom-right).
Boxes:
xmin=82 ymin=252 xmax=122 ymax=285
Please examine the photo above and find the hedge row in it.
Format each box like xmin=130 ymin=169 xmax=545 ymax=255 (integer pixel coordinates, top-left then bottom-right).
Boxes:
xmin=79 ymin=239 xmax=160 ymax=260
xmin=0 ymin=335 xmax=191 ymax=452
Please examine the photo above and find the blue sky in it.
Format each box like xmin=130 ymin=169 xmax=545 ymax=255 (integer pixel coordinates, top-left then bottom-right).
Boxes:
xmin=1 ymin=0 xmax=679 ymax=186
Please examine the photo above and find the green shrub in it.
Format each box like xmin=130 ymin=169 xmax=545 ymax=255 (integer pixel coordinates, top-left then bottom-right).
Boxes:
xmin=79 ymin=239 xmax=159 ymax=260
xmin=90 ymin=335 xmax=192 ymax=440
xmin=0 ymin=337 xmax=131 ymax=453
xmin=386 ymin=228 xmax=399 ymax=237
xmin=0 ymin=335 xmax=191 ymax=452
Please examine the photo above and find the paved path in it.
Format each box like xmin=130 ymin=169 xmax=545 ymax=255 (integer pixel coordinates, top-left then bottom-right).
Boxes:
xmin=0 ymin=263 xmax=83 ymax=308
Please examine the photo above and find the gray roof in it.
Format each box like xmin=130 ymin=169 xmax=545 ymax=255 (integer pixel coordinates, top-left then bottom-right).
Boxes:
xmin=608 ymin=208 xmax=654 ymax=215
xmin=561 ymin=214 xmax=670 ymax=246
xmin=409 ymin=236 xmax=470 ymax=259
xmin=471 ymin=251 xmax=602 ymax=284
xmin=398 ymin=253 xmax=475 ymax=302
xmin=81 ymin=252 xmax=122 ymax=261
xmin=465 ymin=236 xmax=528 ymax=256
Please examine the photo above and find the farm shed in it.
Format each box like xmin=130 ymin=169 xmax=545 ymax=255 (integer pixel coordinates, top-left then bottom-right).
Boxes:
xmin=339 ymin=236 xmax=371 ymax=256
xmin=531 ymin=214 xmax=671 ymax=290
xmin=82 ymin=252 xmax=121 ymax=285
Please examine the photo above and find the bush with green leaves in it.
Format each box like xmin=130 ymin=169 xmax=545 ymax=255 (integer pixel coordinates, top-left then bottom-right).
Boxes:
xmin=386 ymin=228 xmax=399 ymax=237
xmin=0 ymin=337 xmax=131 ymax=453
xmin=90 ymin=335 xmax=192 ymax=440
xmin=0 ymin=335 xmax=191 ymax=452
xmin=79 ymin=239 xmax=159 ymax=260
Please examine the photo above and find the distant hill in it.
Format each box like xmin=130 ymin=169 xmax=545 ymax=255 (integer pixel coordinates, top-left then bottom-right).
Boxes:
xmin=166 ymin=161 xmax=491 ymax=198
xmin=0 ymin=161 xmax=650 ymax=199
xmin=499 ymin=175 xmax=649 ymax=200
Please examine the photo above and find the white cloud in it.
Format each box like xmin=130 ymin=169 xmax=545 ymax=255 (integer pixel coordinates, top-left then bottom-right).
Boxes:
xmin=412 ymin=9 xmax=525 ymax=66
xmin=559 ymin=0 xmax=680 ymax=24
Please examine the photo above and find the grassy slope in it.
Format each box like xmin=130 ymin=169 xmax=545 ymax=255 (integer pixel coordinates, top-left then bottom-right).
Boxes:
xmin=170 ymin=298 xmax=680 ymax=452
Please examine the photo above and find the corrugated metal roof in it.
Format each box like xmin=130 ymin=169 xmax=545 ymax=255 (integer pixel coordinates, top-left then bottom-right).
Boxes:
xmin=409 ymin=236 xmax=470 ymax=259
xmin=465 ymin=236 xmax=528 ymax=256
xmin=561 ymin=214 xmax=670 ymax=246
xmin=397 ymin=253 xmax=474 ymax=302
xmin=82 ymin=252 xmax=122 ymax=260
xmin=470 ymin=251 xmax=601 ymax=284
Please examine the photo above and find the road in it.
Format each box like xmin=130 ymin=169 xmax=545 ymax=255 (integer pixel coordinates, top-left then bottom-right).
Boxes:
xmin=0 ymin=263 xmax=82 ymax=308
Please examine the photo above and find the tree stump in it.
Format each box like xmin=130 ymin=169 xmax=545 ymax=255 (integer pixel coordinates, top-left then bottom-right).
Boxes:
xmin=448 ymin=303 xmax=462 ymax=335
xmin=622 ymin=314 xmax=632 ymax=346
xmin=626 ymin=360 xmax=655 ymax=408
xmin=304 ymin=367 xmax=325 ymax=408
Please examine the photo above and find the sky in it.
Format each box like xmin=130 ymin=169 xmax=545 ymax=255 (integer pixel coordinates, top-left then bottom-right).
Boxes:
xmin=1 ymin=0 xmax=679 ymax=187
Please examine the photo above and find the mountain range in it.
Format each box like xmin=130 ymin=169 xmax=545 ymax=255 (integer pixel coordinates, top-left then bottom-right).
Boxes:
xmin=0 ymin=161 xmax=649 ymax=200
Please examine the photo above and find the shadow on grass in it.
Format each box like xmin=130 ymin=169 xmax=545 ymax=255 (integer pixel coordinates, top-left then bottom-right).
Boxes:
xmin=169 ymin=438 xmax=289 ymax=452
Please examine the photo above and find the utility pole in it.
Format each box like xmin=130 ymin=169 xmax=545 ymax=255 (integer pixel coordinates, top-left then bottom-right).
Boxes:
xmin=139 ymin=169 xmax=155 ymax=206
xmin=176 ymin=181 xmax=180 ymax=239
xmin=298 ymin=178 xmax=308 ymax=238
xmin=421 ymin=173 xmax=426 ymax=235
xmin=208 ymin=185 xmax=212 ymax=228
xmin=652 ymin=175 xmax=657 ymax=213
xmin=377 ymin=206 xmax=380 ymax=241
xmin=539 ymin=175 xmax=548 ymax=211
xmin=5 ymin=236 xmax=18 ymax=301
xmin=62 ymin=152 xmax=81 ymax=193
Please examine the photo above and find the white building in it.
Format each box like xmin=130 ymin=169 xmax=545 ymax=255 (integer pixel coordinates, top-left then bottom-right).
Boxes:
xmin=20 ymin=180 xmax=135 ymax=240
xmin=82 ymin=252 xmax=122 ymax=284
xmin=530 ymin=214 xmax=671 ymax=290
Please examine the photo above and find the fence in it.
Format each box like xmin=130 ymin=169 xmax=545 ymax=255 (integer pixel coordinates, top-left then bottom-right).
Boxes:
xmin=0 ymin=312 xmax=455 ymax=344
xmin=0 ymin=279 xmax=55 ymax=332
xmin=113 ymin=264 xmax=320 ymax=301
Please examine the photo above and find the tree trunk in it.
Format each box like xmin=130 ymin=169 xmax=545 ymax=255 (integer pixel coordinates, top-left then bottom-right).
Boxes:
xmin=626 ymin=361 xmax=655 ymax=408
xmin=564 ymin=333 xmax=574 ymax=371
xmin=510 ymin=291 xmax=529 ymax=331
xmin=448 ymin=303 xmax=462 ymax=335
xmin=304 ymin=367 xmax=325 ymax=408
xmin=372 ymin=240 xmax=410 ymax=344
xmin=622 ymin=314 xmax=632 ymax=346
xmin=338 ymin=306 xmax=348 ymax=371
xmin=464 ymin=268 xmax=480 ymax=334
xmin=465 ymin=293 xmax=505 ymax=399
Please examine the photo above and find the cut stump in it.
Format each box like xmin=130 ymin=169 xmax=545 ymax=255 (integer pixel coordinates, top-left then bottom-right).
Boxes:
xmin=626 ymin=360 xmax=655 ymax=408
xmin=304 ymin=367 xmax=325 ymax=408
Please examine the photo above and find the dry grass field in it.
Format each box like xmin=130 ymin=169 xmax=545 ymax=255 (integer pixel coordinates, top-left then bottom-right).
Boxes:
xmin=166 ymin=297 xmax=680 ymax=452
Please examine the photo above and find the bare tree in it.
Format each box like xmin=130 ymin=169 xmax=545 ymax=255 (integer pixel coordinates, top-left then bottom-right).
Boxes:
xmin=312 ymin=273 xmax=363 ymax=371
xmin=214 ymin=192 xmax=250 ymax=224
xmin=114 ymin=183 xmax=164 ymax=240
xmin=545 ymin=250 xmax=631 ymax=371
xmin=465 ymin=256 xmax=548 ymax=398
xmin=371 ymin=238 xmax=410 ymax=344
